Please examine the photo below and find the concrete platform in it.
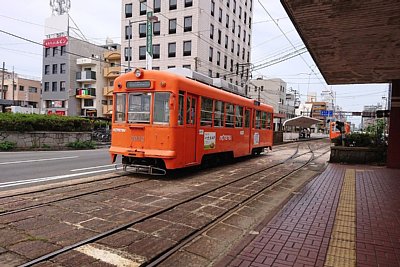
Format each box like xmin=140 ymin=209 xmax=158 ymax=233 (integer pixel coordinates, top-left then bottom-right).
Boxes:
xmin=217 ymin=164 xmax=400 ymax=267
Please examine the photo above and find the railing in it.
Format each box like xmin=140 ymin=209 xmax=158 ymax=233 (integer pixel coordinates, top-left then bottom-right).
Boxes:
xmin=76 ymin=71 xmax=96 ymax=81
xmin=76 ymin=88 xmax=96 ymax=98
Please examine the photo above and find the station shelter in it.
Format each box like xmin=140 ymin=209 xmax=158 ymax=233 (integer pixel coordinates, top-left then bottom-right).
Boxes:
xmin=283 ymin=115 xmax=322 ymax=138
xmin=281 ymin=0 xmax=400 ymax=168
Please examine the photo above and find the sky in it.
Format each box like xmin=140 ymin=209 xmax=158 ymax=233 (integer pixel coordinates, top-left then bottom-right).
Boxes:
xmin=0 ymin=0 xmax=390 ymax=127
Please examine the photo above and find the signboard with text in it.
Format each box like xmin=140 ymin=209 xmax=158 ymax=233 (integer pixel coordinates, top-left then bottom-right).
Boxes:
xmin=43 ymin=36 xmax=68 ymax=48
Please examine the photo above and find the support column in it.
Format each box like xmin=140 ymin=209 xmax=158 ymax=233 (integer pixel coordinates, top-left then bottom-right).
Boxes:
xmin=387 ymin=80 xmax=400 ymax=168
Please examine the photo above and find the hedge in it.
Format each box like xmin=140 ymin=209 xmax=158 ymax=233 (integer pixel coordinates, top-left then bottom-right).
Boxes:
xmin=0 ymin=113 xmax=93 ymax=132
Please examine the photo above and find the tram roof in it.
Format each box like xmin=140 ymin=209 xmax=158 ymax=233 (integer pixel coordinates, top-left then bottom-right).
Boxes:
xmin=283 ymin=115 xmax=322 ymax=128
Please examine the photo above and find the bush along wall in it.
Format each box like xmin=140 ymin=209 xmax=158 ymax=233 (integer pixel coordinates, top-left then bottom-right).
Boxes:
xmin=0 ymin=113 xmax=94 ymax=150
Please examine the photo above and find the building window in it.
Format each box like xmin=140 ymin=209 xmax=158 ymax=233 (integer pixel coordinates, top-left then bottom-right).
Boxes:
xmin=238 ymin=25 xmax=241 ymax=38
xmin=139 ymin=46 xmax=146 ymax=60
xmin=233 ymin=0 xmax=236 ymax=13
xmin=153 ymin=44 xmax=160 ymax=59
xmin=52 ymin=82 xmax=57 ymax=92
xmin=28 ymin=86 xmax=38 ymax=93
xmin=139 ymin=23 xmax=146 ymax=38
xmin=232 ymin=20 xmax=235 ymax=33
xmin=231 ymin=40 xmax=234 ymax=53
xmin=224 ymin=55 xmax=227 ymax=69
xmin=60 ymin=63 xmax=66 ymax=74
xmin=227 ymin=0 xmax=230 ymax=8
xmin=183 ymin=64 xmax=191 ymax=69
xmin=225 ymin=35 xmax=228 ymax=49
xmin=248 ymin=33 xmax=251 ymax=46
xmin=249 ymin=17 xmax=252 ymax=29
xmin=52 ymin=64 xmax=57 ymax=74
xmin=230 ymin=59 xmax=234 ymax=72
xmin=169 ymin=19 xmax=177 ymax=34
xmin=152 ymin=67 xmax=160 ymax=70
xmin=210 ymin=24 xmax=214 ymax=39
xmin=168 ymin=65 xmax=175 ymax=69
xmin=250 ymin=0 xmax=253 ymax=11
xmin=183 ymin=40 xmax=191 ymax=56
xmin=211 ymin=0 xmax=215 ymax=16
xmin=60 ymin=46 xmax=66 ymax=56
xmin=242 ymin=48 xmax=245 ymax=60
xmin=209 ymin=47 xmax=213 ymax=62
xmin=154 ymin=0 xmax=161 ymax=13
xmin=226 ymin=14 xmax=229 ymax=28
xmin=168 ymin=42 xmax=176 ymax=57
xmin=19 ymin=85 xmax=24 ymax=91
xmin=44 ymin=82 xmax=49 ymax=92
xmin=45 ymin=48 xmax=50 ymax=57
xmin=217 ymin=51 xmax=220 ymax=65
xmin=124 ymin=47 xmax=132 ymax=61
xmin=125 ymin=3 xmax=132 ymax=18
xmin=140 ymin=1 xmax=146 ymax=15
xmin=208 ymin=69 xmax=212 ymax=77
xmin=53 ymin=47 xmax=58 ymax=56
xmin=185 ymin=0 xmax=193 ymax=7
xmin=247 ymin=51 xmax=250 ymax=63
xmin=169 ymin=0 xmax=177 ymax=10
xmin=184 ymin=16 xmax=192 ymax=32
xmin=217 ymin=29 xmax=222 ymax=44
xmin=84 ymin=99 xmax=94 ymax=107
xmin=239 ymin=6 xmax=242 ymax=19
xmin=44 ymin=65 xmax=50 ymax=75
xmin=125 ymin=25 xmax=132 ymax=40
xmin=244 ymin=12 xmax=247 ymax=24
xmin=153 ymin=21 xmax=160 ymax=36
xmin=237 ymin=44 xmax=240 ymax=56
xmin=218 ymin=8 xmax=222 ymax=23
xmin=60 ymin=81 xmax=66 ymax=91
xmin=243 ymin=30 xmax=246 ymax=42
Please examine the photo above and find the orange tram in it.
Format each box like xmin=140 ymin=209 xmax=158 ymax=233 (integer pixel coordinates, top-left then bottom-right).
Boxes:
xmin=110 ymin=68 xmax=274 ymax=174
xmin=329 ymin=121 xmax=351 ymax=139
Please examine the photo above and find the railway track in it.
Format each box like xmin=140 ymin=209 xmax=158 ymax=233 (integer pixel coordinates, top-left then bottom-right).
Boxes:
xmin=16 ymin=141 xmax=330 ymax=266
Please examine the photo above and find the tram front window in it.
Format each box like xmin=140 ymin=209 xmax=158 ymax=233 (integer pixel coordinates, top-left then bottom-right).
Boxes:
xmin=115 ymin=93 xmax=126 ymax=122
xmin=128 ymin=92 xmax=151 ymax=123
xmin=153 ymin=92 xmax=171 ymax=124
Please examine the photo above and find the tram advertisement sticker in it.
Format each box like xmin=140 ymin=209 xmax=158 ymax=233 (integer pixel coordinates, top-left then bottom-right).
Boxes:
xmin=204 ymin=132 xmax=216 ymax=150
xmin=254 ymin=132 xmax=260 ymax=145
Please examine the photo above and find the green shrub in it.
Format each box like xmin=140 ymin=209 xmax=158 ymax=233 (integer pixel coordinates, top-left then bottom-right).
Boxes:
xmin=0 ymin=141 xmax=17 ymax=151
xmin=332 ymin=132 xmax=383 ymax=147
xmin=67 ymin=140 xmax=96 ymax=150
xmin=0 ymin=113 xmax=92 ymax=132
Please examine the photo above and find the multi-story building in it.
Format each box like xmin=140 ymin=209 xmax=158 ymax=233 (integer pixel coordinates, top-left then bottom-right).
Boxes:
xmin=249 ymin=77 xmax=295 ymax=130
xmin=121 ymin=0 xmax=253 ymax=87
xmin=0 ymin=71 xmax=41 ymax=113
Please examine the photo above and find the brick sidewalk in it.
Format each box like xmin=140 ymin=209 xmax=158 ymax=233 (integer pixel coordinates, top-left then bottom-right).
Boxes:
xmin=218 ymin=164 xmax=400 ymax=267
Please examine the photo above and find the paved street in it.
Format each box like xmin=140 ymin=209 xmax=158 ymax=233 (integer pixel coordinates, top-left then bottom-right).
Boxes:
xmin=0 ymin=148 xmax=118 ymax=190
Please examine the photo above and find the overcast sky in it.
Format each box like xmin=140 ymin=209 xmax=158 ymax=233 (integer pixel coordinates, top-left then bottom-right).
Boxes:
xmin=0 ymin=0 xmax=389 ymax=126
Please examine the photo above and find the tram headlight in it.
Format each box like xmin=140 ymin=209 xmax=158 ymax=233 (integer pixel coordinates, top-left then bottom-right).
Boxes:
xmin=134 ymin=68 xmax=143 ymax=78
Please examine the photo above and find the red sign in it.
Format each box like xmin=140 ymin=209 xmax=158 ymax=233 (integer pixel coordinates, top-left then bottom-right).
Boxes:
xmin=43 ymin=36 xmax=68 ymax=48
xmin=55 ymin=110 xmax=66 ymax=116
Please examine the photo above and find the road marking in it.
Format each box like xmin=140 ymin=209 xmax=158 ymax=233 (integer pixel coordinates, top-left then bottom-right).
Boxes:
xmin=0 ymin=156 xmax=78 ymax=165
xmin=76 ymin=244 xmax=145 ymax=267
xmin=70 ymin=164 xmax=116 ymax=172
xmin=0 ymin=167 xmax=121 ymax=189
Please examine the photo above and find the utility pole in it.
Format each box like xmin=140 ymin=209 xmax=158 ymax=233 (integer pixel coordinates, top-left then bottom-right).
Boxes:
xmin=1 ymin=62 xmax=5 ymax=100
xmin=12 ymin=66 xmax=15 ymax=102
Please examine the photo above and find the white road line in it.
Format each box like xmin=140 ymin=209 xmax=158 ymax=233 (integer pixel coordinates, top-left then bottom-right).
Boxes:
xmin=0 ymin=156 xmax=79 ymax=165
xmin=0 ymin=167 xmax=121 ymax=189
xmin=70 ymin=165 xmax=116 ymax=172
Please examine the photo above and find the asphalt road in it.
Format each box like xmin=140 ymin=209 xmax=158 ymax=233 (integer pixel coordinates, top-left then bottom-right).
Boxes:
xmin=0 ymin=148 xmax=121 ymax=191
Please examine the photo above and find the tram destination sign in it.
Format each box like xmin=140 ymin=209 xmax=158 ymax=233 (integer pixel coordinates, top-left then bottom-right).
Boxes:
xmin=126 ymin=80 xmax=151 ymax=89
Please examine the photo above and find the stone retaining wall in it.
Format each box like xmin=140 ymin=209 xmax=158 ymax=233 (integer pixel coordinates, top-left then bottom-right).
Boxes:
xmin=0 ymin=131 xmax=91 ymax=149
xmin=330 ymin=146 xmax=386 ymax=164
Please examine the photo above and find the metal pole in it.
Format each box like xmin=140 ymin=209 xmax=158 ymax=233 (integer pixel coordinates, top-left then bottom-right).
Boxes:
xmin=12 ymin=67 xmax=15 ymax=102
xmin=128 ymin=20 xmax=131 ymax=72
xmin=1 ymin=62 xmax=5 ymax=100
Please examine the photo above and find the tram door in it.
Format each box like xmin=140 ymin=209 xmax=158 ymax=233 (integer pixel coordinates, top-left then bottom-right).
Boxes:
xmin=184 ymin=94 xmax=197 ymax=164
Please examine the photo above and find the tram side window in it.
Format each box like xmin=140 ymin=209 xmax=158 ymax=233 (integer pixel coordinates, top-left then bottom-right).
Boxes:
xmin=267 ymin=112 xmax=272 ymax=129
xmin=254 ymin=110 xmax=261 ymax=129
xmin=201 ymin=97 xmax=213 ymax=126
xmin=225 ymin=103 xmax=234 ymax=128
xmin=186 ymin=96 xmax=196 ymax=125
xmin=128 ymin=92 xmax=151 ymax=123
xmin=235 ymin=105 xmax=243 ymax=128
xmin=214 ymin=100 xmax=224 ymax=127
xmin=244 ymin=109 xmax=250 ymax=128
xmin=261 ymin=111 xmax=267 ymax=129
xmin=153 ymin=92 xmax=170 ymax=124
xmin=178 ymin=91 xmax=184 ymax=125
xmin=115 ymin=93 xmax=126 ymax=122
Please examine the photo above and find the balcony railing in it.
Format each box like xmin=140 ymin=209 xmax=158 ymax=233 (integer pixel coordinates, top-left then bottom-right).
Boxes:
xmin=76 ymin=71 xmax=96 ymax=81
xmin=104 ymin=67 xmax=121 ymax=78
xmin=76 ymin=88 xmax=96 ymax=99
xmin=103 ymin=86 xmax=113 ymax=96
xmin=104 ymin=51 xmax=121 ymax=60
xmin=102 ymin=105 xmax=113 ymax=115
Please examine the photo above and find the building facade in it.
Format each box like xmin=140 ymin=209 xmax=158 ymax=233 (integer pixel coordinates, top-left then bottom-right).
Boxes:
xmin=0 ymin=71 xmax=41 ymax=113
xmin=121 ymin=0 xmax=253 ymax=87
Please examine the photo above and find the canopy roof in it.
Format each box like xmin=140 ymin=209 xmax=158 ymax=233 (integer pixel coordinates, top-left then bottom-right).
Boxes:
xmin=280 ymin=0 xmax=400 ymax=84
xmin=283 ymin=115 xmax=322 ymax=128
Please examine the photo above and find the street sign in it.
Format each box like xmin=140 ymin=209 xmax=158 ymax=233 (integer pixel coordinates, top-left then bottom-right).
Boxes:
xmin=320 ymin=110 xmax=333 ymax=117
xmin=146 ymin=11 xmax=153 ymax=56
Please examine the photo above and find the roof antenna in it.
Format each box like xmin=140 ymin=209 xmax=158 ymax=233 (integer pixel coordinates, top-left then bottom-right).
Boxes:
xmin=50 ymin=0 xmax=71 ymax=15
